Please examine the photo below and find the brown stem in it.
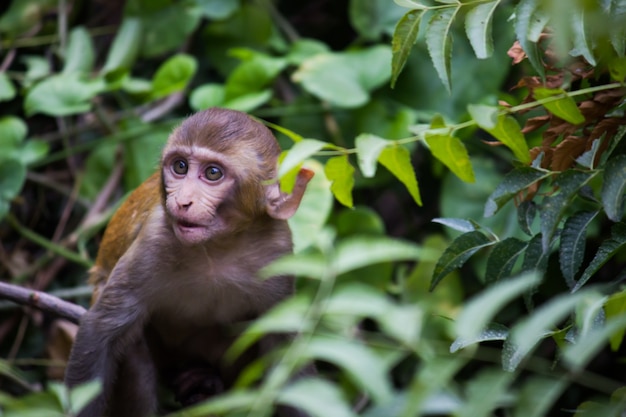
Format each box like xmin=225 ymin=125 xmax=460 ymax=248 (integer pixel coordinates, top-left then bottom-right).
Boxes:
xmin=0 ymin=282 xmax=86 ymax=324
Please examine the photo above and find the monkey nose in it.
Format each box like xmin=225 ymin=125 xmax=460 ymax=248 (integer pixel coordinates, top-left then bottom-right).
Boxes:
xmin=177 ymin=200 xmax=193 ymax=210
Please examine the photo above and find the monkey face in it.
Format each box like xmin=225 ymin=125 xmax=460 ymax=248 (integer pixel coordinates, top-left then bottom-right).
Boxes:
xmin=161 ymin=145 xmax=237 ymax=245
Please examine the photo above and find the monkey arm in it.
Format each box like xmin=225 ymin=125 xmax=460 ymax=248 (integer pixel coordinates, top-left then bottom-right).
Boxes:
xmin=65 ymin=258 xmax=151 ymax=417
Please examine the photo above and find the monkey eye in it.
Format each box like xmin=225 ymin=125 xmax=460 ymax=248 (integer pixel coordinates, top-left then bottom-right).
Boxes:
xmin=205 ymin=166 xmax=223 ymax=181
xmin=172 ymin=159 xmax=188 ymax=175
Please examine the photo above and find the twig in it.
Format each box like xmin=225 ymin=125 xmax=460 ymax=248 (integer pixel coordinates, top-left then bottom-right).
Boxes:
xmin=6 ymin=213 xmax=92 ymax=267
xmin=140 ymin=92 xmax=185 ymax=123
xmin=0 ymin=282 xmax=86 ymax=324
xmin=8 ymin=314 xmax=30 ymax=360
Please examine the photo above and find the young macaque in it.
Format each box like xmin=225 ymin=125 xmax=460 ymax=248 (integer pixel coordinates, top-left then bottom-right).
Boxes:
xmin=64 ymin=108 xmax=313 ymax=417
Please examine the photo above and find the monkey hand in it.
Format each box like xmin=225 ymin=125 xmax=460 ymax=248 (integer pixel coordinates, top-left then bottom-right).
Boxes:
xmin=173 ymin=365 xmax=225 ymax=407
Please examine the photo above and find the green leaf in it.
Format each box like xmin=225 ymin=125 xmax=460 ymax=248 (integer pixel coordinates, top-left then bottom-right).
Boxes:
xmin=482 ymin=114 xmax=530 ymax=163
xmin=455 ymin=272 xmax=541 ymax=340
xmin=278 ymin=139 xmax=326 ymax=178
xmin=520 ymin=233 xmax=550 ymax=275
xmin=563 ymin=314 xmax=626 ymax=371
xmin=378 ymin=145 xmax=422 ymax=205
xmin=62 ymin=26 xmax=95 ymax=74
xmin=484 ymin=167 xmax=550 ymax=217
xmin=286 ymin=39 xmax=331 ymax=65
xmin=189 ymin=83 xmax=226 ymax=110
xmin=168 ymin=390 xmax=256 ymax=417
xmin=398 ymin=356 xmax=466 ymax=417
xmin=394 ymin=0 xmax=429 ymax=9
xmin=355 ymin=133 xmax=389 ymax=178
xmin=485 ymin=237 xmax=528 ymax=283
xmin=0 ymin=359 xmax=30 ymax=389
xmin=349 ymin=0 xmax=407 ymax=40
xmin=534 ymin=88 xmax=585 ymax=125
xmin=121 ymin=77 xmax=152 ymax=95
xmin=130 ymin=2 xmax=202 ymax=58
xmin=569 ymin=6 xmax=596 ymax=66
xmin=150 ymin=53 xmax=198 ymax=100
xmin=609 ymin=56 xmax=626 ymax=82
xmin=574 ymin=223 xmax=626 ymax=292
xmin=18 ymin=140 xmax=49 ymax=166
xmin=261 ymin=253 xmax=327 ymax=280
xmin=600 ymin=125 xmax=626 ymax=165
xmin=288 ymin=160 xmax=333 ymax=252
xmin=574 ymin=291 xmax=607 ymax=339
xmin=513 ymin=377 xmax=568 ymax=417
xmin=559 ymin=211 xmax=599 ymax=289
xmin=0 ymin=116 xmax=27 ymax=149
xmin=468 ymin=103 xmax=499 ymax=129
xmin=264 ymin=121 xmax=305 ymax=143
xmin=335 ymin=207 xmax=385 ymax=237
xmin=223 ymin=90 xmax=272 ymax=112
xmin=224 ymin=51 xmax=286 ymax=99
xmin=228 ymin=295 xmax=310 ymax=360
xmin=391 ymin=9 xmax=425 ymax=87
xmin=464 ymin=1 xmax=498 ymax=59
xmin=333 ymin=236 xmax=423 ymax=275
xmin=601 ymin=155 xmax=626 ymax=221
xmin=432 ymin=217 xmax=475 ymax=233
xmin=425 ymin=8 xmax=457 ymax=92
xmin=304 ymin=336 xmax=393 ymax=403
xmin=425 ymin=133 xmax=475 ymax=183
xmin=0 ymin=72 xmax=16 ymax=102
xmin=293 ymin=46 xmax=392 ymax=108
xmin=79 ymin=140 xmax=116 ymax=200
xmin=610 ymin=7 xmax=626 ymax=58
xmin=504 ymin=290 xmax=590 ymax=371
xmin=605 ymin=289 xmax=626 ymax=351
xmin=22 ymin=56 xmax=50 ymax=87
xmin=123 ymin=129 xmax=168 ymax=189
xmin=196 ymin=0 xmax=240 ymax=19
xmin=101 ymin=18 xmax=142 ymax=77
xmin=431 ymin=231 xmax=494 ymax=290
xmin=0 ymin=159 xmax=26 ymax=219
xmin=324 ymin=155 xmax=354 ymax=208
xmin=1 ymin=389 xmax=65 ymax=417
xmin=457 ymin=369 xmax=513 ymax=417
xmin=0 ymin=0 xmax=55 ymax=36
xmin=377 ymin=304 xmax=424 ymax=346
xmin=514 ymin=0 xmax=547 ymax=77
xmin=517 ymin=201 xmax=537 ymax=236
xmin=24 ymin=73 xmax=105 ymax=116
xmin=324 ymin=283 xmax=393 ymax=321
xmin=540 ymin=170 xmax=596 ymax=251
xmin=450 ymin=324 xmax=508 ymax=353
xmin=278 ymin=378 xmax=356 ymax=417
xmin=576 ymin=136 xmax=603 ymax=169
xmin=69 ymin=381 xmax=101 ymax=414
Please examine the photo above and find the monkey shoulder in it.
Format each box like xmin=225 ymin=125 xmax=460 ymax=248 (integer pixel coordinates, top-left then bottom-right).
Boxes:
xmin=89 ymin=173 xmax=162 ymax=297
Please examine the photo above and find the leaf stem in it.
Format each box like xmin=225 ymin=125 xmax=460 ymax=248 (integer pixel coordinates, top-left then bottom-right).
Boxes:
xmin=6 ymin=214 xmax=92 ymax=268
xmin=0 ymin=26 xmax=116 ymax=50
xmin=246 ymin=242 xmax=339 ymax=417
xmin=303 ymin=82 xmax=626 ymax=162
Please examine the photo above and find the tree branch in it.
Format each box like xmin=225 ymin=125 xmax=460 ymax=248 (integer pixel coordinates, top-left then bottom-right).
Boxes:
xmin=0 ymin=282 xmax=86 ymax=324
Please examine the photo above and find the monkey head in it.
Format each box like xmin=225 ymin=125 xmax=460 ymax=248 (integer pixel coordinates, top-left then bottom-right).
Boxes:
xmin=160 ymin=108 xmax=313 ymax=245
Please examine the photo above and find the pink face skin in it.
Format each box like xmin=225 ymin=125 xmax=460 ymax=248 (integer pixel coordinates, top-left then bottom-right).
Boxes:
xmin=162 ymin=145 xmax=236 ymax=246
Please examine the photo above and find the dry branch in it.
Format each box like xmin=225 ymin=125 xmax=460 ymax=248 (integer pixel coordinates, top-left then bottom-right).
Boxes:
xmin=0 ymin=282 xmax=86 ymax=324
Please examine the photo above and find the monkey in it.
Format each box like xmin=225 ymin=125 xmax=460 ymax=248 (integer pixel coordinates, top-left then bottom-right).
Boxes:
xmin=64 ymin=108 xmax=314 ymax=417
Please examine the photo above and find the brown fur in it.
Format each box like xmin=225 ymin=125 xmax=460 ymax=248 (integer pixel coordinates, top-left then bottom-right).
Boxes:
xmin=65 ymin=108 xmax=312 ymax=417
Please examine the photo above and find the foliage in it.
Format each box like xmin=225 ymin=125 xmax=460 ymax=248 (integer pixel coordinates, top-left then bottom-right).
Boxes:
xmin=0 ymin=0 xmax=625 ymax=417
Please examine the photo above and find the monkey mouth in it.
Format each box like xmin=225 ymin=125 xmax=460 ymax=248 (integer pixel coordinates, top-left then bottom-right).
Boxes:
xmin=176 ymin=219 xmax=204 ymax=229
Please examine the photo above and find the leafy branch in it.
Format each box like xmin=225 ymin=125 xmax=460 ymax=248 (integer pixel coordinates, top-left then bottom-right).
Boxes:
xmin=277 ymin=82 xmax=624 ymax=210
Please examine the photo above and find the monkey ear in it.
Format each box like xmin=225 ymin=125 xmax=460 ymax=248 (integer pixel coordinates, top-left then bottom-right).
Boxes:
xmin=266 ymin=168 xmax=315 ymax=220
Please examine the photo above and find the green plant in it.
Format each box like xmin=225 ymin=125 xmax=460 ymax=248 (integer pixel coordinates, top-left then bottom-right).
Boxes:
xmin=0 ymin=0 xmax=625 ymax=416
